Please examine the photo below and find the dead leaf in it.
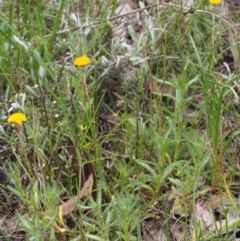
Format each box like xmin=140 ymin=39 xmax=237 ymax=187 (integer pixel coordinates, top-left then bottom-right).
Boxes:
xmin=203 ymin=193 xmax=226 ymax=211
xmin=112 ymin=0 xmax=143 ymax=44
xmin=170 ymin=219 xmax=191 ymax=241
xmin=142 ymin=218 xmax=166 ymax=241
xmin=68 ymin=138 xmax=97 ymax=198
xmin=60 ymin=173 xmax=93 ymax=216
xmin=195 ymin=200 xmax=213 ymax=231
xmin=0 ymin=215 xmax=21 ymax=235
xmin=142 ymin=228 xmax=167 ymax=241
xmin=99 ymin=113 xmax=120 ymax=126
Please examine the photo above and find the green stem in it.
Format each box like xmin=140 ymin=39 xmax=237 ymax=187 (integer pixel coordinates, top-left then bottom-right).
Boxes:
xmin=47 ymin=0 xmax=66 ymax=52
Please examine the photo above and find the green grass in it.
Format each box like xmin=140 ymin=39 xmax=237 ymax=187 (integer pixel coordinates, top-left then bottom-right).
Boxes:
xmin=0 ymin=0 xmax=240 ymax=240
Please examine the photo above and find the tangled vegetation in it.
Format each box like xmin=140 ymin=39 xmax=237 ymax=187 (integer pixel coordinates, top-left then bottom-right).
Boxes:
xmin=1 ymin=0 xmax=240 ymax=240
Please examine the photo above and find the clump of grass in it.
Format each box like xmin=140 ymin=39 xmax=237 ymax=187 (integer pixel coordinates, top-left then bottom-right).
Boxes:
xmin=0 ymin=0 xmax=240 ymax=240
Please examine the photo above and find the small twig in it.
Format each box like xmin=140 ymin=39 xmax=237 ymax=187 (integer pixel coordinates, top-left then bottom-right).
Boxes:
xmin=43 ymin=3 xmax=158 ymax=38
xmin=43 ymin=2 xmax=233 ymax=39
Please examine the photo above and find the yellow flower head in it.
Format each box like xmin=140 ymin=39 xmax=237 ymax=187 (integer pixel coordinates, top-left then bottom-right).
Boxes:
xmin=7 ymin=112 xmax=27 ymax=125
xmin=74 ymin=56 xmax=91 ymax=67
xmin=209 ymin=0 xmax=221 ymax=5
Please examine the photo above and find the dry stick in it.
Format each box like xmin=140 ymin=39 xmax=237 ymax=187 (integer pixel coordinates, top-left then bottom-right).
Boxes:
xmin=43 ymin=3 xmax=234 ymax=39
xmin=43 ymin=3 xmax=158 ymax=38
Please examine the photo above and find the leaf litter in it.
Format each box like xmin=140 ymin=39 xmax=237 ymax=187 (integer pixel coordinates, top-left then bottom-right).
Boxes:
xmin=1 ymin=0 xmax=240 ymax=240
